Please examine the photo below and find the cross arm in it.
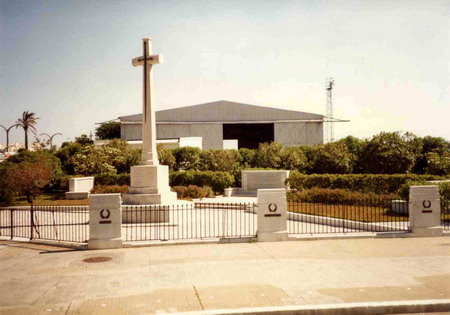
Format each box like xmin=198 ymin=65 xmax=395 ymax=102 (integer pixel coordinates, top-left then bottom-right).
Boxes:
xmin=132 ymin=54 xmax=164 ymax=67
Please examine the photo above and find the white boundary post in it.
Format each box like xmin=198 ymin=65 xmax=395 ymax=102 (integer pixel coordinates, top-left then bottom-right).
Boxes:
xmin=257 ymin=188 xmax=289 ymax=242
xmin=88 ymin=194 xmax=123 ymax=249
xmin=409 ymin=185 xmax=442 ymax=237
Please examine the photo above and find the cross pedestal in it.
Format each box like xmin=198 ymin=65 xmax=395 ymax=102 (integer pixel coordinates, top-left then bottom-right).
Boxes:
xmin=122 ymin=38 xmax=177 ymax=207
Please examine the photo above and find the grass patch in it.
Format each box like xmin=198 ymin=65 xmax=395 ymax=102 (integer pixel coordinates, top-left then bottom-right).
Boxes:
xmin=288 ymin=202 xmax=409 ymax=222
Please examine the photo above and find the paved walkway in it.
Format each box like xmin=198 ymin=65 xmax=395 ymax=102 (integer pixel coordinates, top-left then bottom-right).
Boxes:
xmin=0 ymin=237 xmax=449 ymax=314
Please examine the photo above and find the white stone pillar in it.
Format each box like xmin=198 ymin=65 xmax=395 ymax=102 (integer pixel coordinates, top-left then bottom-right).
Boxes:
xmin=409 ymin=185 xmax=442 ymax=237
xmin=88 ymin=194 xmax=123 ymax=249
xmin=141 ymin=38 xmax=159 ymax=166
xmin=257 ymin=188 xmax=289 ymax=242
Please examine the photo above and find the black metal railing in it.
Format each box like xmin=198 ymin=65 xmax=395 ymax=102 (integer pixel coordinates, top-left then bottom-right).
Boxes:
xmin=442 ymin=198 xmax=449 ymax=231
xmin=287 ymin=198 xmax=410 ymax=234
xmin=123 ymin=203 xmax=257 ymax=242
xmin=0 ymin=206 xmax=89 ymax=243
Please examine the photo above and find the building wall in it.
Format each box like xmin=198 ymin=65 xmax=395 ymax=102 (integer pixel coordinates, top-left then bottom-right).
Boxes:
xmin=190 ymin=124 xmax=223 ymax=149
xmin=121 ymin=123 xmax=142 ymax=141
xmin=274 ymin=122 xmax=323 ymax=146
xmin=122 ymin=121 xmax=323 ymax=149
xmin=156 ymin=124 xmax=223 ymax=150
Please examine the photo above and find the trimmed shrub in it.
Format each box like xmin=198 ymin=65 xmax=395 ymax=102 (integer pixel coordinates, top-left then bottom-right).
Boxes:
xmin=238 ymin=148 xmax=256 ymax=168
xmin=397 ymin=181 xmax=450 ymax=201
xmin=91 ymin=185 xmax=129 ymax=194
xmin=157 ymin=144 xmax=176 ymax=170
xmin=287 ymin=188 xmax=398 ymax=205
xmin=281 ymin=146 xmax=308 ymax=172
xmin=170 ymin=170 xmax=234 ymax=193
xmin=254 ymin=142 xmax=284 ymax=169
xmin=171 ymin=185 xmax=214 ymax=200
xmin=95 ymin=173 xmax=130 ymax=186
xmin=288 ymin=172 xmax=444 ymax=194
xmin=172 ymin=147 xmax=202 ymax=171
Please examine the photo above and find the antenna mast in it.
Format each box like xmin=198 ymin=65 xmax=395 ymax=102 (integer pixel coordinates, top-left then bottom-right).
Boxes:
xmin=325 ymin=78 xmax=335 ymax=143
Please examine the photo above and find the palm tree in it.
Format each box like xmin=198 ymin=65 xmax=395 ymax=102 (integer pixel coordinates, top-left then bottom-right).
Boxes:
xmin=16 ymin=111 xmax=39 ymax=150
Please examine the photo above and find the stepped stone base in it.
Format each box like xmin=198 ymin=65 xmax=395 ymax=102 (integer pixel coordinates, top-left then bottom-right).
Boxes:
xmin=122 ymin=164 xmax=176 ymax=204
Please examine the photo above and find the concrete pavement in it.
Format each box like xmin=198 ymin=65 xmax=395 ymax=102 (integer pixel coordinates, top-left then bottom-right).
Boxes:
xmin=0 ymin=237 xmax=449 ymax=314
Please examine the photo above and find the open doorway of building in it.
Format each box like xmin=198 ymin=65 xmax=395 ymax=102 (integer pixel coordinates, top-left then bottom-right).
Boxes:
xmin=223 ymin=123 xmax=274 ymax=149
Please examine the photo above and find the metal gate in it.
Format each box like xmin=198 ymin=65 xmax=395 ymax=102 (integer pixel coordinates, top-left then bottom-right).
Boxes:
xmin=123 ymin=202 xmax=257 ymax=242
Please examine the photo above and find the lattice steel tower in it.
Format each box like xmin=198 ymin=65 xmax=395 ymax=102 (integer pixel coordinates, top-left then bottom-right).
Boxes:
xmin=325 ymin=78 xmax=335 ymax=143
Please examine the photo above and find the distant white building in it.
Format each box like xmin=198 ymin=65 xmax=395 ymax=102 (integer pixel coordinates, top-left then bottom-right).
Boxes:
xmin=118 ymin=100 xmax=326 ymax=150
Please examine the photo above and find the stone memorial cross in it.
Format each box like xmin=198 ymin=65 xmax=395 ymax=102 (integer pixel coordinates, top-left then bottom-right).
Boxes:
xmin=132 ymin=38 xmax=164 ymax=166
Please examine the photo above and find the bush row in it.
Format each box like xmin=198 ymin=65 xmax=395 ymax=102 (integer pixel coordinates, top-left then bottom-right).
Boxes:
xmin=287 ymin=172 xmax=443 ymax=194
xmin=94 ymin=173 xmax=130 ymax=186
xmin=169 ymin=170 xmax=234 ymax=194
xmin=92 ymin=170 xmax=234 ymax=194
xmin=91 ymin=185 xmax=129 ymax=194
xmin=155 ymin=133 xmax=450 ymax=176
xmin=397 ymin=181 xmax=450 ymax=200
xmin=171 ymin=185 xmax=214 ymax=200
xmin=287 ymin=188 xmax=398 ymax=205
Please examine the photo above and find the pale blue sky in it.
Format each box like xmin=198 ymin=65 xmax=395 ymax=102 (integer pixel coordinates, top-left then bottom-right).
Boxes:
xmin=1 ymin=0 xmax=449 ymax=146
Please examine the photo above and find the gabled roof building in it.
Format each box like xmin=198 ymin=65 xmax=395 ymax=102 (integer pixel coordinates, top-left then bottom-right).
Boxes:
xmin=119 ymin=100 xmax=325 ymax=149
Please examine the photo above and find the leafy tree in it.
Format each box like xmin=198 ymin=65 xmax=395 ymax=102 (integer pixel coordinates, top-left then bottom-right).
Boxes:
xmin=54 ymin=142 xmax=83 ymax=175
xmin=5 ymin=150 xmax=63 ymax=189
xmin=15 ymin=111 xmax=39 ymax=150
xmin=200 ymin=149 xmax=241 ymax=177
xmin=6 ymin=159 xmax=53 ymax=204
xmin=157 ymin=144 xmax=176 ymax=170
xmin=68 ymin=139 xmax=139 ymax=176
xmin=413 ymin=136 xmax=450 ymax=174
xmin=70 ymin=146 xmax=118 ymax=176
xmin=75 ymin=134 xmax=94 ymax=146
xmin=281 ymin=146 xmax=308 ymax=172
xmin=238 ymin=148 xmax=256 ymax=168
xmin=309 ymin=142 xmax=353 ymax=174
xmin=95 ymin=122 xmax=121 ymax=140
xmin=254 ymin=142 xmax=284 ymax=169
xmin=104 ymin=139 xmax=140 ymax=173
xmin=172 ymin=146 xmax=202 ymax=171
xmin=425 ymin=151 xmax=450 ymax=176
xmin=336 ymin=136 xmax=365 ymax=173
xmin=359 ymin=132 xmax=419 ymax=174
xmin=0 ymin=164 xmax=14 ymax=204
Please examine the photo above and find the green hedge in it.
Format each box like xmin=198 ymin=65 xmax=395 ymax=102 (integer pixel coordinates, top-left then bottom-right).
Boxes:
xmin=94 ymin=173 xmax=130 ymax=186
xmin=287 ymin=188 xmax=398 ymax=205
xmin=172 ymin=185 xmax=214 ymax=199
xmin=287 ymin=172 xmax=444 ymax=194
xmin=91 ymin=185 xmax=129 ymax=194
xmin=170 ymin=170 xmax=234 ymax=194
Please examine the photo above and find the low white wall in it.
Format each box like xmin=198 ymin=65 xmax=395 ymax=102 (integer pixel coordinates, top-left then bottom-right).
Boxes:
xmin=242 ymin=170 xmax=290 ymax=192
xmin=69 ymin=177 xmax=94 ymax=192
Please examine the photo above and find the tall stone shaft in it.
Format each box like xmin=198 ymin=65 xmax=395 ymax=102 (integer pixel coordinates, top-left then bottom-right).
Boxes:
xmin=140 ymin=38 xmax=159 ymax=165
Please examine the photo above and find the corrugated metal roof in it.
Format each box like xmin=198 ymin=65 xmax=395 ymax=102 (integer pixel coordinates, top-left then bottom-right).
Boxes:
xmin=119 ymin=100 xmax=324 ymax=122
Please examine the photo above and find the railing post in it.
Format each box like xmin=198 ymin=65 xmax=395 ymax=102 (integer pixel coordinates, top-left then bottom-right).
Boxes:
xmin=30 ymin=204 xmax=34 ymax=240
xmin=10 ymin=209 xmax=13 ymax=240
